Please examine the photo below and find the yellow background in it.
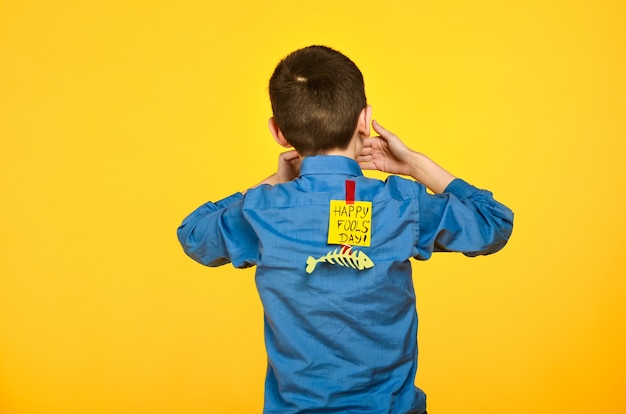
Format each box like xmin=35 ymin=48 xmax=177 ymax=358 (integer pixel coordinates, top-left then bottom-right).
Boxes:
xmin=1 ymin=1 xmax=625 ymax=413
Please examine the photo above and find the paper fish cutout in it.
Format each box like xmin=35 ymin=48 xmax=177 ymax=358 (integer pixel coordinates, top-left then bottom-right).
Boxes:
xmin=305 ymin=244 xmax=375 ymax=275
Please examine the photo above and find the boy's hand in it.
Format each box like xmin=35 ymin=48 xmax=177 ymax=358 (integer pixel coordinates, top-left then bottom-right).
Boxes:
xmin=250 ymin=150 xmax=301 ymax=190
xmin=358 ymin=120 xmax=415 ymax=176
xmin=275 ymin=150 xmax=302 ymax=183
xmin=358 ymin=120 xmax=455 ymax=194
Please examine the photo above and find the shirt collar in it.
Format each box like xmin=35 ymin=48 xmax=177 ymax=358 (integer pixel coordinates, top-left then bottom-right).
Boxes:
xmin=299 ymin=155 xmax=364 ymax=177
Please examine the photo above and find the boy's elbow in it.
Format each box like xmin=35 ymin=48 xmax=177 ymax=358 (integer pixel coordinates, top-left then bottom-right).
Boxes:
xmin=497 ymin=209 xmax=514 ymax=250
xmin=176 ymin=222 xmax=194 ymax=254
xmin=467 ymin=212 xmax=514 ymax=257
xmin=177 ymin=222 xmax=233 ymax=267
xmin=177 ymin=223 xmax=208 ymax=265
xmin=177 ymin=224 xmax=199 ymax=262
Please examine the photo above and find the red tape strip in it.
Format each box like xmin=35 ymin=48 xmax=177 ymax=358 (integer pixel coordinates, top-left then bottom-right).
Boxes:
xmin=345 ymin=180 xmax=355 ymax=204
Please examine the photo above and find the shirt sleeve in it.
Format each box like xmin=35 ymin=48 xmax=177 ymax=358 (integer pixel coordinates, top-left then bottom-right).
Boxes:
xmin=176 ymin=192 xmax=258 ymax=268
xmin=414 ymin=178 xmax=514 ymax=260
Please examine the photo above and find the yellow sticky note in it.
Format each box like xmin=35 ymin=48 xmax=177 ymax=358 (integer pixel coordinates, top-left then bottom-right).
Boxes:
xmin=327 ymin=200 xmax=372 ymax=247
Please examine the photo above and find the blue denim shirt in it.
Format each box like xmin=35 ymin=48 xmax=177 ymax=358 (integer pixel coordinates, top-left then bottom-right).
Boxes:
xmin=178 ymin=155 xmax=513 ymax=414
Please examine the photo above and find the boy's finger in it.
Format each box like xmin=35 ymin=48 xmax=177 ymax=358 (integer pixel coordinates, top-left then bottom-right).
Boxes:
xmin=361 ymin=137 xmax=373 ymax=146
xmin=358 ymin=161 xmax=377 ymax=171
xmin=372 ymin=120 xmax=395 ymax=139
xmin=362 ymin=136 xmax=384 ymax=147
xmin=372 ymin=120 xmax=387 ymax=134
xmin=359 ymin=147 xmax=373 ymax=156
xmin=280 ymin=150 xmax=300 ymax=160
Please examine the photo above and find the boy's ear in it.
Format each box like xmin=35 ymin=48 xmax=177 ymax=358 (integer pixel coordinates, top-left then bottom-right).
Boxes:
xmin=356 ymin=105 xmax=373 ymax=137
xmin=268 ymin=117 xmax=292 ymax=148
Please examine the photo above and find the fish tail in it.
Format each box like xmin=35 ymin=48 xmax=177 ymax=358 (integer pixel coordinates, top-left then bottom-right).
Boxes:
xmin=305 ymin=256 xmax=318 ymax=274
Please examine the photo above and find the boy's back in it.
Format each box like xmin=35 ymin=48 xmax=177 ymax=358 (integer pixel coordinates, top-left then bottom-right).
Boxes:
xmin=179 ymin=157 xmax=512 ymax=413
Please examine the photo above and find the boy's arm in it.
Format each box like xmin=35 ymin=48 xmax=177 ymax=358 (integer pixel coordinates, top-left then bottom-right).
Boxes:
xmin=177 ymin=150 xmax=301 ymax=267
xmin=359 ymin=120 xmax=513 ymax=257
xmin=177 ymin=192 xmax=258 ymax=268
xmin=358 ymin=120 xmax=455 ymax=193
xmin=414 ymin=180 xmax=514 ymax=258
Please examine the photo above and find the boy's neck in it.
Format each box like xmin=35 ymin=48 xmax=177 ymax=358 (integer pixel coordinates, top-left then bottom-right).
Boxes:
xmin=317 ymin=133 xmax=362 ymax=160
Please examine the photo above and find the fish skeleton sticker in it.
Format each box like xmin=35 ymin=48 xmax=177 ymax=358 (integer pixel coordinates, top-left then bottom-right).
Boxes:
xmin=305 ymin=244 xmax=375 ymax=275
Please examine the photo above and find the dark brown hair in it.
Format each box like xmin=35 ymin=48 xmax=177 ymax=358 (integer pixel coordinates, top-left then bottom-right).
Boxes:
xmin=269 ymin=45 xmax=367 ymax=156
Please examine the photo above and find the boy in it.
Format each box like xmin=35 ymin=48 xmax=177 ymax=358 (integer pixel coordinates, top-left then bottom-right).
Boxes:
xmin=177 ymin=45 xmax=513 ymax=414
